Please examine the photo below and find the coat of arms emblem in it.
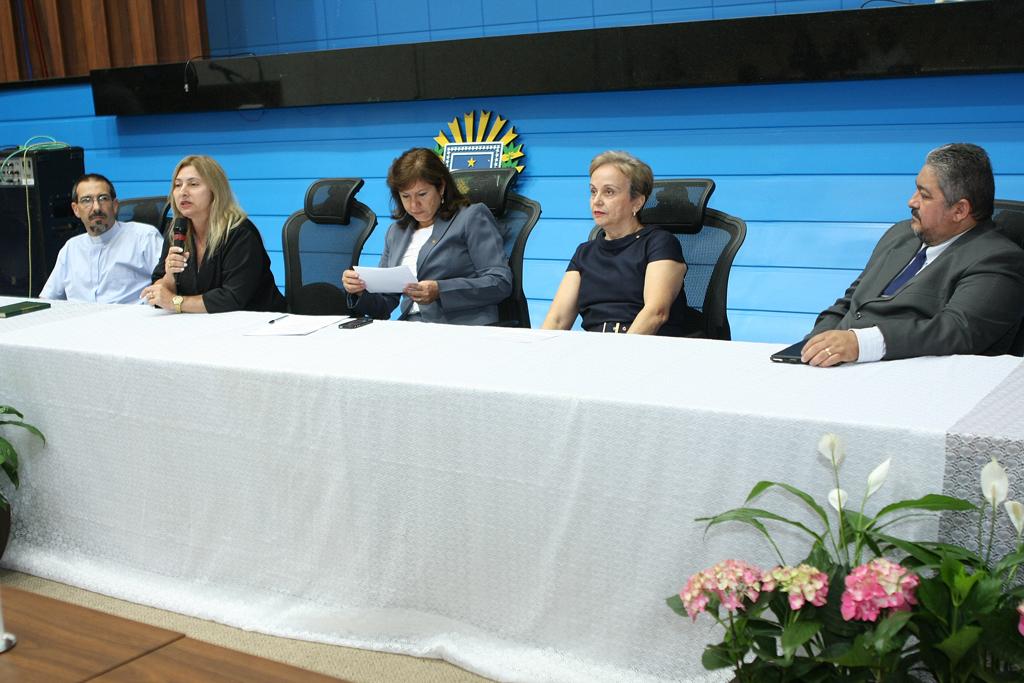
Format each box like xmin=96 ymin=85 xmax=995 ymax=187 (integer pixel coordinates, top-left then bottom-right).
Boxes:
xmin=433 ymin=111 xmax=525 ymax=173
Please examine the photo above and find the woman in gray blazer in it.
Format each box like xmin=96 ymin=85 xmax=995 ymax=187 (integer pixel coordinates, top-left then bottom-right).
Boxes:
xmin=342 ymin=148 xmax=512 ymax=325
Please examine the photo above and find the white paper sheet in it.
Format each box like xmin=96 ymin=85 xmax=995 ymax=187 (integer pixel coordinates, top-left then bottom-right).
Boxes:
xmin=354 ymin=265 xmax=416 ymax=293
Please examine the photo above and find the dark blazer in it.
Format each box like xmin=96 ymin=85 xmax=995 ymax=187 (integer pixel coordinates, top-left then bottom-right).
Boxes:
xmin=152 ymin=218 xmax=286 ymax=313
xmin=811 ymin=219 xmax=1024 ymax=359
xmin=349 ymin=203 xmax=512 ymax=325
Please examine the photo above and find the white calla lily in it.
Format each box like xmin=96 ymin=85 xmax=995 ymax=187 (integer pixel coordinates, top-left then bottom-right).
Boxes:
xmin=828 ymin=488 xmax=848 ymax=511
xmin=981 ymin=458 xmax=1009 ymax=506
xmin=866 ymin=458 xmax=891 ymax=499
xmin=818 ymin=433 xmax=845 ymax=468
xmin=1005 ymin=500 xmax=1024 ymax=536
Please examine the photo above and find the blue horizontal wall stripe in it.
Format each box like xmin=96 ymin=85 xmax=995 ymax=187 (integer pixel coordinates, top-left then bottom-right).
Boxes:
xmin=730 ymin=311 xmax=820 ymax=344
xmin=204 ymin=0 xmax=940 ymax=55
xmin=3 ymin=70 xmax=1023 ymax=340
xmin=0 ymin=84 xmax=93 ymax=122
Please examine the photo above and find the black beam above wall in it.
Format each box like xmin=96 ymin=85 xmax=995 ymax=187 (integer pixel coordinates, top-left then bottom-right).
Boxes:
xmin=91 ymin=0 xmax=1023 ymax=116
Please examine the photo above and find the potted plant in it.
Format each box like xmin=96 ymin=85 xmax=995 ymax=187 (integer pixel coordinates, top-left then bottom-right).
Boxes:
xmin=0 ymin=405 xmax=44 ymax=560
xmin=669 ymin=434 xmax=1024 ymax=682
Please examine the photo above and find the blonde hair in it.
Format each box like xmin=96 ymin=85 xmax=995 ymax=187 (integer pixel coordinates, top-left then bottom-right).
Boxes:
xmin=168 ymin=155 xmax=247 ymax=257
xmin=589 ymin=150 xmax=654 ymax=202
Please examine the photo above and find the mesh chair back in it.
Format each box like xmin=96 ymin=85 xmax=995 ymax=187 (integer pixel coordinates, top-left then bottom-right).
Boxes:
xmin=994 ymin=199 xmax=1024 ymax=356
xmin=282 ymin=178 xmax=377 ymax=315
xmin=117 ymin=196 xmax=169 ymax=236
xmin=589 ymin=178 xmax=746 ymax=340
xmin=693 ymin=209 xmax=746 ymax=340
xmin=452 ymin=168 xmax=541 ymax=327
xmin=994 ymin=199 xmax=1024 ymax=249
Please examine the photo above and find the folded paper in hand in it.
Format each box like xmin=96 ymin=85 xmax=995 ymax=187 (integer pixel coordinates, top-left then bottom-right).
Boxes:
xmin=354 ymin=265 xmax=416 ymax=293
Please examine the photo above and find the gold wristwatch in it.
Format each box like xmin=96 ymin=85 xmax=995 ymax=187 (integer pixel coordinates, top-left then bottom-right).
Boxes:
xmin=172 ymin=295 xmax=184 ymax=314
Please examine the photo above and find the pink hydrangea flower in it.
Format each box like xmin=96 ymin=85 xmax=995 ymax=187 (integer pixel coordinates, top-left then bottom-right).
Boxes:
xmin=680 ymin=560 xmax=764 ymax=621
xmin=762 ymin=564 xmax=830 ymax=610
xmin=1017 ymin=600 xmax=1024 ymax=637
xmin=840 ymin=558 xmax=919 ymax=622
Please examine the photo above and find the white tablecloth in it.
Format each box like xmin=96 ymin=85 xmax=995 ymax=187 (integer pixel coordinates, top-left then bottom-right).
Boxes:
xmin=940 ymin=362 xmax=1024 ymax=562
xmin=1 ymin=298 xmax=1019 ymax=683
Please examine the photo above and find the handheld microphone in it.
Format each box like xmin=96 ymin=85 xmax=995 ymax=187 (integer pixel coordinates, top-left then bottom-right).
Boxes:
xmin=171 ymin=217 xmax=188 ymax=288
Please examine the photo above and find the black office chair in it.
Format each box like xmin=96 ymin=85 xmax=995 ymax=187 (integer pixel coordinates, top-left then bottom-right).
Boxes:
xmin=589 ymin=179 xmax=746 ymax=340
xmin=281 ymin=178 xmax=378 ymax=315
xmin=994 ymin=199 xmax=1024 ymax=249
xmin=451 ymin=168 xmax=541 ymax=328
xmin=993 ymin=199 xmax=1024 ymax=355
xmin=117 ymin=196 xmax=170 ymax=236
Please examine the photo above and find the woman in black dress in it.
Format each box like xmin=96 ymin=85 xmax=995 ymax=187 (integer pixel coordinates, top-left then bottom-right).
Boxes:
xmin=142 ymin=155 xmax=285 ymax=314
xmin=542 ymin=150 xmax=700 ymax=336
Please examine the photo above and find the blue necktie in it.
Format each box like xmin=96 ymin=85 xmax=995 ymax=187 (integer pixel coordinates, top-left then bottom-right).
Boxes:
xmin=882 ymin=247 xmax=927 ymax=296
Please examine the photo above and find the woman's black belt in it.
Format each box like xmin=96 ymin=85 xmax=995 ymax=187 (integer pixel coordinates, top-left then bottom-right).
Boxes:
xmin=585 ymin=321 xmax=631 ymax=333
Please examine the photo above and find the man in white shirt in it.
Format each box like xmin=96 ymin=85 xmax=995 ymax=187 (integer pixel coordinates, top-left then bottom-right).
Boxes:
xmin=802 ymin=143 xmax=1024 ymax=366
xmin=40 ymin=174 xmax=163 ymax=304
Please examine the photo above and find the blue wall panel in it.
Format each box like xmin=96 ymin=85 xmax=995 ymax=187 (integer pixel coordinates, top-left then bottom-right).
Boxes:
xmin=3 ymin=72 xmax=1022 ymax=343
xmin=324 ymin=0 xmax=378 ymax=38
xmin=201 ymin=0 xmax=934 ymax=54
xmin=483 ymin=1 xmax=538 ymax=25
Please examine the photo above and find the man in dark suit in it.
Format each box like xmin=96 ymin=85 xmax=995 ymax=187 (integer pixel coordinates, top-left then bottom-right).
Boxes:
xmin=802 ymin=143 xmax=1024 ymax=366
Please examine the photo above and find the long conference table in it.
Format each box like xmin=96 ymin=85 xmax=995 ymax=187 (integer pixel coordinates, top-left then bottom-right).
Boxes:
xmin=0 ymin=297 xmax=1020 ymax=683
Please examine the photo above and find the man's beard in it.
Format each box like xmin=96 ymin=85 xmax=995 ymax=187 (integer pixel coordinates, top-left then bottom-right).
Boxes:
xmin=87 ymin=212 xmax=111 ymax=235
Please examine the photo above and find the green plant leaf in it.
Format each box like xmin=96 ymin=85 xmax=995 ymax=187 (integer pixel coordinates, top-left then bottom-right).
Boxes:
xmin=919 ymin=541 xmax=984 ymax=566
xmin=938 ymin=555 xmax=971 ymax=603
xmin=0 ymin=436 xmax=18 ymax=468
xmin=665 ymin=593 xmax=688 ymax=618
xmin=745 ymin=480 xmax=830 ymax=529
xmin=820 ymin=633 xmax=878 ymax=667
xmin=803 ymin=542 xmax=834 ymax=571
xmin=700 ymin=643 xmax=735 ymax=670
xmin=914 ymin=576 xmax=951 ymax=625
xmin=960 ymin=575 xmax=1002 ymax=616
xmin=875 ymin=494 xmax=976 ymax=519
xmin=750 ymin=634 xmax=782 ymax=662
xmin=0 ymin=406 xmax=24 ymax=418
xmin=0 ymin=462 xmax=16 ymax=489
xmin=1 ymin=419 xmax=45 ymax=443
xmin=872 ymin=532 xmax=941 ymax=566
xmin=870 ymin=611 xmax=912 ymax=653
xmin=746 ymin=617 xmax=783 ymax=637
xmin=952 ymin=570 xmax=985 ymax=602
xmin=699 ymin=507 xmax=823 ymax=544
xmin=699 ymin=512 xmax=786 ymax=564
xmin=976 ymin=609 xmax=1024 ymax=668
xmin=780 ymin=619 xmax=821 ymax=659
xmin=993 ymin=547 xmax=1024 ymax=575
xmin=948 ymin=563 xmax=986 ymax=607
xmin=0 ymin=437 xmax=19 ymax=488
xmin=843 ymin=509 xmax=872 ymax=533
xmin=935 ymin=625 xmax=982 ymax=666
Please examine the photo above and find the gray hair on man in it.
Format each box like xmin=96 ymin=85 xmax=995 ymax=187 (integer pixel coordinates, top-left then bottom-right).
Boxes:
xmin=925 ymin=143 xmax=995 ymax=221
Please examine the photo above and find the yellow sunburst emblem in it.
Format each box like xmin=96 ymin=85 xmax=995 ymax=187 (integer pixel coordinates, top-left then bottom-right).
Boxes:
xmin=433 ymin=111 xmax=525 ymax=173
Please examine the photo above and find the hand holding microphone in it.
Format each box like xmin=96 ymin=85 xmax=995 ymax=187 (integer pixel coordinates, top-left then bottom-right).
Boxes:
xmin=168 ymin=217 xmax=190 ymax=287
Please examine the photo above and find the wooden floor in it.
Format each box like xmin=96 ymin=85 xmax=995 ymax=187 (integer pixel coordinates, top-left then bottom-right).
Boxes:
xmin=0 ymin=586 xmax=346 ymax=682
xmin=0 ymin=571 xmax=492 ymax=683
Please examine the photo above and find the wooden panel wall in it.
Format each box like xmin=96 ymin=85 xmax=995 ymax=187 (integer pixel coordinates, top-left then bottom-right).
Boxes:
xmin=0 ymin=0 xmax=206 ymax=83
xmin=2 ymin=72 xmax=1022 ymax=342
xmin=0 ymin=2 xmax=19 ymax=81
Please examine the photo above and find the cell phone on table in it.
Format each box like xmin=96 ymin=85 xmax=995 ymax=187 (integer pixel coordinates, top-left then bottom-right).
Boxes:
xmin=339 ymin=316 xmax=373 ymax=329
xmin=769 ymin=340 xmax=807 ymax=364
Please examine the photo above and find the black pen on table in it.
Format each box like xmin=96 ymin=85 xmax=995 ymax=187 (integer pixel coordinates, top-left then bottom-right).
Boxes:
xmin=268 ymin=314 xmax=288 ymax=324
